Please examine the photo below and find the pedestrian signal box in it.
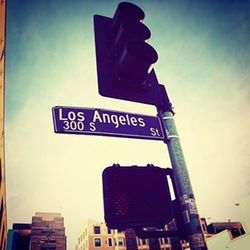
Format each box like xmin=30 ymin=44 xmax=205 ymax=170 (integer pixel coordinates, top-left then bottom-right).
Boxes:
xmin=102 ymin=165 xmax=173 ymax=230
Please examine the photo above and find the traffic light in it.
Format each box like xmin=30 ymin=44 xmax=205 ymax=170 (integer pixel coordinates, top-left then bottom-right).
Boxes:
xmin=102 ymin=165 xmax=173 ymax=230
xmin=93 ymin=2 xmax=165 ymax=107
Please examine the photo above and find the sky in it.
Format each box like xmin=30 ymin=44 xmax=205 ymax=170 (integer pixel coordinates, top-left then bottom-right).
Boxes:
xmin=5 ymin=0 xmax=250 ymax=249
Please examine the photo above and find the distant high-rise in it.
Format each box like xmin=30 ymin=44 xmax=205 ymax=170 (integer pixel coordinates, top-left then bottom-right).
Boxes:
xmin=30 ymin=212 xmax=67 ymax=250
xmin=0 ymin=0 xmax=7 ymax=249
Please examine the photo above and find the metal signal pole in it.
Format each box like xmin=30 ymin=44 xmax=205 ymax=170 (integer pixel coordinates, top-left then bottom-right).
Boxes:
xmin=158 ymin=103 xmax=208 ymax=250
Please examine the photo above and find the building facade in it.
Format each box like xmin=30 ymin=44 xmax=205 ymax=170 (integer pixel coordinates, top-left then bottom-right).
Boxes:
xmin=75 ymin=219 xmax=194 ymax=250
xmin=30 ymin=212 xmax=67 ymax=250
xmin=0 ymin=0 xmax=7 ymax=249
xmin=76 ymin=217 xmax=249 ymax=250
xmin=75 ymin=217 xmax=250 ymax=250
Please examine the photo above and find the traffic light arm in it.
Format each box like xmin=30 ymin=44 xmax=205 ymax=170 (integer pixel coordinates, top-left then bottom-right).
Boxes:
xmin=156 ymin=84 xmax=174 ymax=114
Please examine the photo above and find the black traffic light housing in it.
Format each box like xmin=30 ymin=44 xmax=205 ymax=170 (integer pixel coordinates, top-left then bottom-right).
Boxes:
xmin=102 ymin=164 xmax=189 ymax=240
xmin=94 ymin=2 xmax=167 ymax=107
xmin=102 ymin=165 xmax=173 ymax=230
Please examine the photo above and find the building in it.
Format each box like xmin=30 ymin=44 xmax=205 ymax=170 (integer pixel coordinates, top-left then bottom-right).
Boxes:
xmin=76 ymin=217 xmax=250 ymax=250
xmin=75 ymin=219 xmax=193 ymax=250
xmin=207 ymin=221 xmax=245 ymax=238
xmin=30 ymin=212 xmax=67 ymax=250
xmin=7 ymin=223 xmax=31 ymax=250
xmin=76 ymin=219 xmax=113 ymax=250
xmin=0 ymin=0 xmax=7 ymax=249
xmin=207 ymin=196 xmax=250 ymax=250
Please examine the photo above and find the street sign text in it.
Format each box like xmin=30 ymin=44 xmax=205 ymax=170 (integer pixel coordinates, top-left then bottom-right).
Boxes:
xmin=52 ymin=106 xmax=165 ymax=140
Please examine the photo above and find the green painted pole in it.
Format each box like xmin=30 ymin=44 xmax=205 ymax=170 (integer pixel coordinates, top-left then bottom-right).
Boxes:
xmin=158 ymin=110 xmax=208 ymax=250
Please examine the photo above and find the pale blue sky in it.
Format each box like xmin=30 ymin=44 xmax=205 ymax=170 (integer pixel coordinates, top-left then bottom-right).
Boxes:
xmin=6 ymin=0 xmax=250 ymax=249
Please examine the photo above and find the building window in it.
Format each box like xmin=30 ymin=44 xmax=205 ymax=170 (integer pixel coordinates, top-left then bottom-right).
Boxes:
xmin=94 ymin=226 xmax=101 ymax=234
xmin=118 ymin=239 xmax=123 ymax=246
xmin=231 ymin=228 xmax=242 ymax=238
xmin=164 ymin=238 xmax=169 ymax=244
xmin=1 ymin=50 xmax=3 ymax=61
xmin=142 ymin=239 xmax=147 ymax=245
xmin=0 ymin=159 xmax=2 ymax=184
xmin=201 ymin=223 xmax=207 ymax=232
xmin=240 ymin=227 xmax=245 ymax=235
xmin=108 ymin=238 xmax=112 ymax=247
xmin=94 ymin=238 xmax=101 ymax=247
xmin=0 ymin=198 xmax=3 ymax=224
xmin=108 ymin=228 xmax=111 ymax=234
xmin=137 ymin=239 xmax=141 ymax=245
xmin=1 ymin=223 xmax=5 ymax=250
